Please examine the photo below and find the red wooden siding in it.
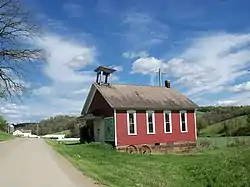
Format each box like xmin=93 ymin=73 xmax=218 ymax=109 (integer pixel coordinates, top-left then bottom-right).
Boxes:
xmin=116 ymin=110 xmax=196 ymax=146
xmin=88 ymin=90 xmax=113 ymax=117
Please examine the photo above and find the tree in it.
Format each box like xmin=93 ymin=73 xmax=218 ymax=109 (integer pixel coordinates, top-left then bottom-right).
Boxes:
xmin=0 ymin=0 xmax=44 ymax=99
xmin=247 ymin=114 xmax=250 ymax=124
xmin=196 ymin=115 xmax=209 ymax=133
xmin=0 ymin=115 xmax=7 ymax=131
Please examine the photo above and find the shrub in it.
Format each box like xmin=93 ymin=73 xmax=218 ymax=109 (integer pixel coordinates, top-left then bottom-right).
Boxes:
xmin=199 ymin=140 xmax=212 ymax=148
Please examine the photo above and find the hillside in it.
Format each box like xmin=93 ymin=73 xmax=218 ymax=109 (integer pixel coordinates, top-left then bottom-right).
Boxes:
xmin=14 ymin=115 xmax=79 ymax=137
xmin=200 ymin=115 xmax=250 ymax=137
xmin=197 ymin=106 xmax=250 ymax=137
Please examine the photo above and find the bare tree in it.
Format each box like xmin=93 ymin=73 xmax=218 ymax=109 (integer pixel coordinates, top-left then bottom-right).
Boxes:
xmin=0 ymin=0 xmax=44 ymax=99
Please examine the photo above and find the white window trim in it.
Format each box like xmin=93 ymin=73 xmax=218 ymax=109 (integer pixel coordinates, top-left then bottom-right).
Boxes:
xmin=127 ymin=110 xmax=137 ymax=135
xmin=114 ymin=109 xmax=117 ymax=146
xmin=146 ymin=110 xmax=156 ymax=134
xmin=180 ymin=110 xmax=188 ymax=133
xmin=163 ymin=110 xmax=172 ymax=134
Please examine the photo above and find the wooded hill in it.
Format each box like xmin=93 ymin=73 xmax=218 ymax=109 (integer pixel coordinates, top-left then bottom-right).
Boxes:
xmin=197 ymin=106 xmax=250 ymax=137
xmin=14 ymin=115 xmax=79 ymax=137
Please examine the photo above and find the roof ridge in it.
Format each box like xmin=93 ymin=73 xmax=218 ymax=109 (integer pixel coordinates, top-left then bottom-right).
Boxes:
xmin=95 ymin=82 xmax=174 ymax=89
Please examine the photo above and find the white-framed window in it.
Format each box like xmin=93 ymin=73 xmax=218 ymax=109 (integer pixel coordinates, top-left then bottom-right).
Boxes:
xmin=127 ymin=110 xmax=137 ymax=135
xmin=164 ymin=110 xmax=172 ymax=133
xmin=146 ymin=110 xmax=155 ymax=134
xmin=180 ymin=110 xmax=188 ymax=133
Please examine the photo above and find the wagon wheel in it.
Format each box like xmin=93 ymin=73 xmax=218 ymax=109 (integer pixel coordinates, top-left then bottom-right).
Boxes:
xmin=126 ymin=145 xmax=138 ymax=154
xmin=140 ymin=145 xmax=151 ymax=154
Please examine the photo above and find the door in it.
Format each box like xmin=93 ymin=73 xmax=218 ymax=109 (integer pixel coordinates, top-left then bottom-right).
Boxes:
xmin=104 ymin=117 xmax=115 ymax=141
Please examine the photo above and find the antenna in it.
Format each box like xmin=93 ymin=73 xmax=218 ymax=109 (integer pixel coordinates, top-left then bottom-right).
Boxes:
xmin=152 ymin=68 xmax=167 ymax=86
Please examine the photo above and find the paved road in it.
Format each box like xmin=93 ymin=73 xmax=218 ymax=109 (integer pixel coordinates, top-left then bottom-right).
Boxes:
xmin=0 ymin=138 xmax=100 ymax=187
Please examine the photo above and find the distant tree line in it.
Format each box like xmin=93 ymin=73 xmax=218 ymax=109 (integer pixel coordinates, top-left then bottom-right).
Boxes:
xmin=14 ymin=115 xmax=80 ymax=137
xmin=198 ymin=106 xmax=250 ymax=125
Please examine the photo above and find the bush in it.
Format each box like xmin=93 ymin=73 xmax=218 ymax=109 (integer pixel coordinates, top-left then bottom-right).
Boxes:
xmin=199 ymin=140 xmax=212 ymax=148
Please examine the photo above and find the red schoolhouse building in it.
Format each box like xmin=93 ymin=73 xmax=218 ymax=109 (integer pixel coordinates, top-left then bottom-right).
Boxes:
xmin=79 ymin=66 xmax=199 ymax=153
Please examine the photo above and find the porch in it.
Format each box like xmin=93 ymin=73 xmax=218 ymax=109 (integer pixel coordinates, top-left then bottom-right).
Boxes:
xmin=77 ymin=113 xmax=115 ymax=146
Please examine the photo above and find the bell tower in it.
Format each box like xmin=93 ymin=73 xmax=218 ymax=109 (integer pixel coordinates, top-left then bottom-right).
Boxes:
xmin=94 ymin=66 xmax=116 ymax=85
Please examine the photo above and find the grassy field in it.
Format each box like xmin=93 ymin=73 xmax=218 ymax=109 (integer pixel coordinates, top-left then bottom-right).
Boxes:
xmin=198 ymin=136 xmax=250 ymax=147
xmin=200 ymin=115 xmax=249 ymax=137
xmin=0 ymin=131 xmax=14 ymax=141
xmin=48 ymin=138 xmax=250 ymax=187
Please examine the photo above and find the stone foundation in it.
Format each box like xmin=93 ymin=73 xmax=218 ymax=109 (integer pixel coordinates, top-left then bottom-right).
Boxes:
xmin=116 ymin=141 xmax=197 ymax=154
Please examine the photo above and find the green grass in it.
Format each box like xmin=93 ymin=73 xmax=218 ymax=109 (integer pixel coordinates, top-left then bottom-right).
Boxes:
xmin=0 ymin=131 xmax=14 ymax=141
xmin=48 ymin=140 xmax=250 ymax=187
xmin=200 ymin=115 xmax=249 ymax=137
xmin=198 ymin=136 xmax=250 ymax=147
xmin=50 ymin=130 xmax=71 ymax=135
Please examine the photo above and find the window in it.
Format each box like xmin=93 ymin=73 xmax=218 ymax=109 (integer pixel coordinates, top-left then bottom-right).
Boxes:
xmin=127 ymin=110 xmax=137 ymax=135
xmin=164 ymin=110 xmax=172 ymax=133
xmin=180 ymin=111 xmax=188 ymax=132
xmin=146 ymin=110 xmax=155 ymax=134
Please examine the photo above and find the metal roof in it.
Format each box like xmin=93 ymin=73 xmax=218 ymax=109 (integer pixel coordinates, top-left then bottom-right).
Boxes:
xmin=94 ymin=83 xmax=199 ymax=110
xmin=77 ymin=113 xmax=103 ymax=120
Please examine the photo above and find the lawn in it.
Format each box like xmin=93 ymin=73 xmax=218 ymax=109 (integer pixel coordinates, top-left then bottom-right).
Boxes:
xmin=48 ymin=139 xmax=250 ymax=187
xmin=198 ymin=136 xmax=250 ymax=147
xmin=0 ymin=131 xmax=14 ymax=141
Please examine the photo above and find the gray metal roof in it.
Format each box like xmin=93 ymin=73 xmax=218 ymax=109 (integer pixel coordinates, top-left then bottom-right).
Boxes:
xmin=77 ymin=113 xmax=103 ymax=120
xmin=94 ymin=83 xmax=198 ymax=110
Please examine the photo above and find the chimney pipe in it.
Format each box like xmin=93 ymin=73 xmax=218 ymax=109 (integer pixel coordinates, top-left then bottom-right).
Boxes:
xmin=165 ymin=80 xmax=170 ymax=88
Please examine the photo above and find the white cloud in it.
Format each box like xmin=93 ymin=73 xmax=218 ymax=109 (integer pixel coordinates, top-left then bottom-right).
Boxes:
xmin=72 ymin=88 xmax=89 ymax=95
xmin=35 ymin=34 xmax=96 ymax=83
xmin=217 ymin=100 xmax=238 ymax=106
xmin=132 ymin=57 xmax=166 ymax=74
xmin=122 ymin=51 xmax=149 ymax=59
xmin=132 ymin=33 xmax=250 ymax=98
xmin=109 ymin=65 xmax=123 ymax=72
xmin=214 ymin=90 xmax=250 ymax=106
xmin=227 ymin=81 xmax=250 ymax=92
xmin=1 ymin=33 xmax=97 ymax=123
xmin=33 ymin=86 xmax=52 ymax=96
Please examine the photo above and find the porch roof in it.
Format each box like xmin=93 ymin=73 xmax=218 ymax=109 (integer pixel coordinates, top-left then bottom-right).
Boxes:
xmin=77 ymin=113 xmax=103 ymax=120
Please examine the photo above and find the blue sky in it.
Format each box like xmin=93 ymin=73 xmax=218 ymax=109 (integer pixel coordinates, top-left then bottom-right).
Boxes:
xmin=1 ymin=0 xmax=250 ymax=123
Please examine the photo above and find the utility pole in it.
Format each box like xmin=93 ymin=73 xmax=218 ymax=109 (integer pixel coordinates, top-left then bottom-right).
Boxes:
xmin=158 ymin=68 xmax=161 ymax=86
xmin=36 ymin=123 xmax=39 ymax=135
